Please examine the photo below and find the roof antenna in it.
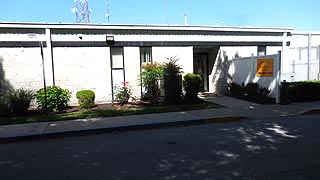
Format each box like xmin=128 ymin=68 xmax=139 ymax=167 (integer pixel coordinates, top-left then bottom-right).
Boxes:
xmin=106 ymin=0 xmax=110 ymax=24
xmin=165 ymin=0 xmax=168 ymax=24
xmin=215 ymin=20 xmax=219 ymax=27
xmin=71 ymin=0 xmax=91 ymax=23
xmin=184 ymin=13 xmax=188 ymax=25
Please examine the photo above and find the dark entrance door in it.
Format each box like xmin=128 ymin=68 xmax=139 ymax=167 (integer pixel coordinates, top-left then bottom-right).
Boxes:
xmin=193 ymin=53 xmax=209 ymax=92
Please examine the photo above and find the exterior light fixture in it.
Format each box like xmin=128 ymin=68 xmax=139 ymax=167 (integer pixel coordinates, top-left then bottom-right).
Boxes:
xmin=106 ymin=35 xmax=115 ymax=45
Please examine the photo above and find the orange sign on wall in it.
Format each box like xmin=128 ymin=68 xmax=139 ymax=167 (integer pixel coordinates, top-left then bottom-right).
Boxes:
xmin=257 ymin=58 xmax=274 ymax=77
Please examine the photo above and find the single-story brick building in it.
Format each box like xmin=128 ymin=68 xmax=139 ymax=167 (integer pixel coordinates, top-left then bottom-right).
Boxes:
xmin=0 ymin=22 xmax=292 ymax=104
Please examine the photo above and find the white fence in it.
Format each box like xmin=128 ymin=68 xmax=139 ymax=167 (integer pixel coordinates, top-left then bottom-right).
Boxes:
xmin=229 ymin=53 xmax=281 ymax=102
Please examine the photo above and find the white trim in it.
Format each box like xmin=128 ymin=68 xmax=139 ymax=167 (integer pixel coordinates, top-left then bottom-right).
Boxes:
xmin=50 ymin=34 xmax=285 ymax=43
xmin=0 ymin=22 xmax=293 ymax=33
xmin=292 ymin=31 xmax=320 ymax=35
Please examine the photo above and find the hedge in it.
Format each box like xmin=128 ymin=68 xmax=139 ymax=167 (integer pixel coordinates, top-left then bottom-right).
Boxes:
xmin=281 ymin=81 xmax=320 ymax=102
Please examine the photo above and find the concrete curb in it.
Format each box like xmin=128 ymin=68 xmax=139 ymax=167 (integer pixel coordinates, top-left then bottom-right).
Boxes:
xmin=299 ymin=108 xmax=320 ymax=115
xmin=1 ymin=95 xmax=320 ymax=143
xmin=0 ymin=116 xmax=247 ymax=143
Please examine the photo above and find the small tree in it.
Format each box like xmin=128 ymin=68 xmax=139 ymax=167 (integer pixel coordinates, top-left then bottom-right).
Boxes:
xmin=163 ymin=57 xmax=182 ymax=104
xmin=183 ymin=73 xmax=202 ymax=102
xmin=139 ymin=63 xmax=164 ymax=103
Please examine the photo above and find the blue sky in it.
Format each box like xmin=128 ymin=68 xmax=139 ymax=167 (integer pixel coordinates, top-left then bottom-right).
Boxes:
xmin=1 ymin=0 xmax=320 ymax=31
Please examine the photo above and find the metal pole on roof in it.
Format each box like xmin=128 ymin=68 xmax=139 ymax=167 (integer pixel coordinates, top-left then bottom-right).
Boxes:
xmin=165 ymin=0 xmax=168 ymax=24
xmin=184 ymin=13 xmax=188 ymax=25
xmin=106 ymin=0 xmax=110 ymax=24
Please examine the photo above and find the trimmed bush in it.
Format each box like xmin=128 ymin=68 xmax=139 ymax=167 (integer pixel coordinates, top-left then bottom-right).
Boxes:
xmin=283 ymin=81 xmax=320 ymax=102
xmin=163 ymin=57 xmax=183 ymax=104
xmin=37 ymin=86 xmax=71 ymax=112
xmin=183 ymin=73 xmax=202 ymax=102
xmin=76 ymin=90 xmax=95 ymax=109
xmin=6 ymin=88 xmax=35 ymax=116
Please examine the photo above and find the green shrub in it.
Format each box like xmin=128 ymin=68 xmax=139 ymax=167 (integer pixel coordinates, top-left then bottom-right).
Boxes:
xmin=183 ymin=73 xmax=202 ymax=102
xmin=37 ymin=86 xmax=71 ymax=112
xmin=283 ymin=81 xmax=320 ymax=102
xmin=114 ymin=82 xmax=132 ymax=104
xmin=76 ymin=90 xmax=95 ymax=109
xmin=163 ymin=57 xmax=183 ymax=104
xmin=0 ymin=94 xmax=10 ymax=117
xmin=6 ymin=88 xmax=35 ymax=116
xmin=227 ymin=82 xmax=274 ymax=104
xmin=139 ymin=63 xmax=164 ymax=103
xmin=227 ymin=82 xmax=243 ymax=97
xmin=243 ymin=82 xmax=259 ymax=100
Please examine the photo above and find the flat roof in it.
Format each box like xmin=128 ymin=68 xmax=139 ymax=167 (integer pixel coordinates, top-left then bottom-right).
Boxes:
xmin=0 ymin=21 xmax=293 ymax=33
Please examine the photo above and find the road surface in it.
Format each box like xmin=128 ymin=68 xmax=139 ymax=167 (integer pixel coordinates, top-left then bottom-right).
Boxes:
xmin=0 ymin=115 xmax=319 ymax=180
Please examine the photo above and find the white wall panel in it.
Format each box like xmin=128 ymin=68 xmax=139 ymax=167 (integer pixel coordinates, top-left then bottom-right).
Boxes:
xmin=53 ymin=47 xmax=111 ymax=105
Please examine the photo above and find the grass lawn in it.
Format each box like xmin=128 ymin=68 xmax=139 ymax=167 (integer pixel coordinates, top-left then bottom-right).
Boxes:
xmin=0 ymin=100 xmax=221 ymax=126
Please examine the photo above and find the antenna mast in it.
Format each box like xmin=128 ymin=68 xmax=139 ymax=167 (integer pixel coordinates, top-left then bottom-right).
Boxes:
xmin=165 ymin=0 xmax=168 ymax=24
xmin=72 ymin=0 xmax=91 ymax=23
xmin=184 ymin=13 xmax=188 ymax=25
xmin=106 ymin=0 xmax=110 ymax=23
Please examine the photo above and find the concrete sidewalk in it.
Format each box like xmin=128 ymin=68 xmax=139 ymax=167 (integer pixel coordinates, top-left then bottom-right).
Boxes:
xmin=1 ymin=95 xmax=320 ymax=140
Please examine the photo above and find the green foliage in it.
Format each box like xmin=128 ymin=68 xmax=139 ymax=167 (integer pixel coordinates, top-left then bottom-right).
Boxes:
xmin=36 ymin=86 xmax=71 ymax=112
xmin=76 ymin=90 xmax=95 ymax=109
xmin=183 ymin=73 xmax=202 ymax=102
xmin=139 ymin=63 xmax=164 ymax=103
xmin=114 ymin=82 xmax=132 ymax=104
xmin=227 ymin=82 xmax=274 ymax=104
xmin=243 ymin=82 xmax=259 ymax=100
xmin=0 ymin=94 xmax=10 ymax=117
xmin=282 ymin=81 xmax=320 ymax=102
xmin=163 ymin=57 xmax=183 ymax=104
xmin=227 ymin=82 xmax=243 ymax=97
xmin=5 ymin=88 xmax=35 ymax=116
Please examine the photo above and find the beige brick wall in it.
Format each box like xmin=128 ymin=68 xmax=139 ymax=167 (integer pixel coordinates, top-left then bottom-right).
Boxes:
xmin=152 ymin=46 xmax=194 ymax=76
xmin=123 ymin=47 xmax=141 ymax=100
xmin=0 ymin=46 xmax=195 ymax=106
xmin=0 ymin=48 xmax=44 ymax=92
xmin=53 ymin=47 xmax=112 ymax=105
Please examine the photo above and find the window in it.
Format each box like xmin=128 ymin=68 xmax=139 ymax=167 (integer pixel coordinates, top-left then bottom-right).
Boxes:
xmin=140 ymin=47 xmax=152 ymax=64
xmin=111 ymin=47 xmax=124 ymax=69
xmin=110 ymin=47 xmax=125 ymax=100
xmin=257 ymin=46 xmax=266 ymax=56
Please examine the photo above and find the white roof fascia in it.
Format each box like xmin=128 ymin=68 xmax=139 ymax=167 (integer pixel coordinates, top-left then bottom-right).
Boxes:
xmin=0 ymin=22 xmax=293 ymax=33
xmin=292 ymin=31 xmax=320 ymax=35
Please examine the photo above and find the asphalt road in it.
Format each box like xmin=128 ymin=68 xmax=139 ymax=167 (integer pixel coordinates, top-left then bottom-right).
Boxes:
xmin=0 ymin=115 xmax=320 ymax=180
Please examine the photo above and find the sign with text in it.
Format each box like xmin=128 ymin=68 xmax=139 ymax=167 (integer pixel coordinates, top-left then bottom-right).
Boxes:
xmin=257 ymin=58 xmax=274 ymax=77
